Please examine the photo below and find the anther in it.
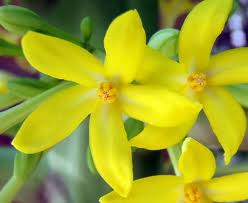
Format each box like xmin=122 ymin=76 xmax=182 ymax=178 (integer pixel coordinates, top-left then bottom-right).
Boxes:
xmin=184 ymin=184 xmax=201 ymax=203
xmin=187 ymin=73 xmax=207 ymax=92
xmin=97 ymin=82 xmax=117 ymax=103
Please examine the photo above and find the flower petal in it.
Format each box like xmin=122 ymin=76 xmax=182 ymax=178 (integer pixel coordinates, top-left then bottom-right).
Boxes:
xmin=12 ymin=85 xmax=96 ymax=153
xmin=90 ymin=103 xmax=132 ymax=197
xmin=22 ymin=31 xmax=104 ymax=86
xmin=208 ymin=48 xmax=248 ymax=85
xmin=179 ymin=138 xmax=216 ymax=183
xmin=104 ymin=10 xmax=146 ymax=83
xmin=100 ymin=175 xmax=183 ymax=203
xmin=136 ymin=46 xmax=187 ymax=91
xmin=198 ymin=87 xmax=246 ymax=164
xmin=120 ymin=84 xmax=202 ymax=127
xmin=130 ymin=117 xmax=197 ymax=150
xmin=179 ymin=0 xmax=232 ymax=71
xmin=203 ymin=173 xmax=248 ymax=202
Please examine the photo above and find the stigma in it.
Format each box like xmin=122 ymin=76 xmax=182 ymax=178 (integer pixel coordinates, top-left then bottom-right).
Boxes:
xmin=184 ymin=184 xmax=201 ymax=203
xmin=187 ymin=73 xmax=207 ymax=92
xmin=97 ymin=82 xmax=117 ymax=103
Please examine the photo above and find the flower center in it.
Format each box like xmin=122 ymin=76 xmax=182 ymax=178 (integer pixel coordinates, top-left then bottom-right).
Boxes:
xmin=187 ymin=73 xmax=207 ymax=92
xmin=184 ymin=184 xmax=201 ymax=203
xmin=97 ymin=82 xmax=117 ymax=103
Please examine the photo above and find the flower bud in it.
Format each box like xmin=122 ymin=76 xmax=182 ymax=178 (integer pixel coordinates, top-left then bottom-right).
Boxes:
xmin=148 ymin=28 xmax=179 ymax=59
xmin=0 ymin=5 xmax=45 ymax=35
xmin=80 ymin=16 xmax=93 ymax=42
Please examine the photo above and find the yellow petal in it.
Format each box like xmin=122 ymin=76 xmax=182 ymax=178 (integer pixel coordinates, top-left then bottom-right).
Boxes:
xmin=130 ymin=117 xmax=197 ymax=150
xmin=100 ymin=175 xmax=184 ymax=203
xmin=12 ymin=85 xmax=96 ymax=153
xmin=179 ymin=138 xmax=216 ymax=183
xmin=203 ymin=173 xmax=248 ymax=202
xmin=179 ymin=0 xmax=232 ymax=71
xmin=120 ymin=84 xmax=202 ymax=127
xmin=136 ymin=46 xmax=187 ymax=91
xmin=104 ymin=10 xmax=146 ymax=84
xmin=198 ymin=87 xmax=246 ymax=164
xmin=22 ymin=31 xmax=104 ymax=86
xmin=90 ymin=102 xmax=132 ymax=197
xmin=208 ymin=48 xmax=248 ymax=85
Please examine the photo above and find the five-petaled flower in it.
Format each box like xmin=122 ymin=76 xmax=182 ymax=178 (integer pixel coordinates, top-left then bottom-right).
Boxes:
xmin=101 ymin=137 xmax=248 ymax=203
xmin=12 ymin=10 xmax=201 ymax=197
xmin=132 ymin=0 xmax=247 ymax=164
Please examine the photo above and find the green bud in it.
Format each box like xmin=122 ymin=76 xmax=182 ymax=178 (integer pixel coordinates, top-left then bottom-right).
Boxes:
xmin=148 ymin=28 xmax=179 ymax=59
xmin=124 ymin=118 xmax=144 ymax=140
xmin=0 ymin=6 xmax=45 ymax=35
xmin=14 ymin=152 xmax=42 ymax=180
xmin=80 ymin=16 xmax=93 ymax=42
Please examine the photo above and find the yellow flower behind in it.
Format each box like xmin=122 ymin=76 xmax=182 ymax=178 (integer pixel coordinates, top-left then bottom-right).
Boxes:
xmin=12 ymin=10 xmax=201 ymax=197
xmin=132 ymin=0 xmax=246 ymax=164
xmin=101 ymin=137 xmax=248 ymax=203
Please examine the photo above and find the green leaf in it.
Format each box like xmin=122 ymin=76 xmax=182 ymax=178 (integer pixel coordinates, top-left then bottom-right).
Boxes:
xmin=124 ymin=118 xmax=144 ymax=140
xmin=0 ymin=93 xmax=22 ymax=110
xmin=0 ymin=38 xmax=23 ymax=56
xmin=7 ymin=77 xmax=56 ymax=99
xmin=0 ymin=6 xmax=82 ymax=46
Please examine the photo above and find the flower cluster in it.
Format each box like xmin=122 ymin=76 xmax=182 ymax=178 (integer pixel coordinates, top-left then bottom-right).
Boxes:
xmin=6 ymin=0 xmax=248 ymax=202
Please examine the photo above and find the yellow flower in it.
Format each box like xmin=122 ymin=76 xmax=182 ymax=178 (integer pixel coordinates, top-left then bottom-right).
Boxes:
xmin=132 ymin=0 xmax=246 ymax=164
xmin=100 ymin=137 xmax=248 ymax=203
xmin=12 ymin=10 xmax=201 ymax=197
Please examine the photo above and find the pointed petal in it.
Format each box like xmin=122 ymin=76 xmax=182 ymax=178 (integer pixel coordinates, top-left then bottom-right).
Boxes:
xmin=22 ymin=31 xmax=104 ymax=86
xmin=104 ymin=10 xmax=146 ymax=83
xmin=208 ymin=48 xmax=248 ymax=85
xmin=136 ymin=46 xmax=187 ymax=91
xmin=179 ymin=138 xmax=216 ymax=183
xmin=198 ymin=87 xmax=246 ymax=164
xmin=203 ymin=173 xmax=248 ymax=202
xmin=179 ymin=0 xmax=232 ymax=71
xmin=100 ymin=175 xmax=183 ymax=203
xmin=90 ymin=103 xmax=132 ymax=197
xmin=120 ymin=84 xmax=202 ymax=127
xmin=12 ymin=85 xmax=96 ymax=153
xmin=130 ymin=117 xmax=197 ymax=150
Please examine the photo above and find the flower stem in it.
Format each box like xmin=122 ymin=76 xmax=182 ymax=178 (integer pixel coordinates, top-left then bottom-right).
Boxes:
xmin=216 ymin=163 xmax=248 ymax=176
xmin=167 ymin=142 xmax=182 ymax=176
xmin=0 ymin=176 xmax=24 ymax=203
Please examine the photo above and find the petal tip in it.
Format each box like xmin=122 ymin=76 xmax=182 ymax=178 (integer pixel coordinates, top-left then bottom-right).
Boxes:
xmin=12 ymin=138 xmax=40 ymax=154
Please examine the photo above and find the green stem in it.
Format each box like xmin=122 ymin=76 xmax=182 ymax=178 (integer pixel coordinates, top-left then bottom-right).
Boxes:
xmin=0 ymin=176 xmax=24 ymax=203
xmin=167 ymin=142 xmax=182 ymax=176
xmin=216 ymin=163 xmax=248 ymax=176
xmin=43 ymin=23 xmax=82 ymax=46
